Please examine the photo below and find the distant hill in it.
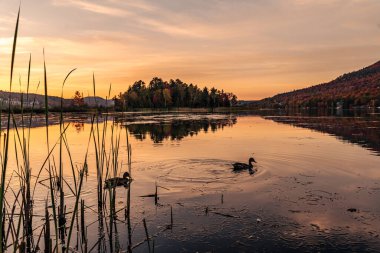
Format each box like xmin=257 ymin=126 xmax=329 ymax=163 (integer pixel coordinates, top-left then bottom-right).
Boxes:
xmin=0 ymin=91 xmax=66 ymax=108
xmin=0 ymin=91 xmax=113 ymax=109
xmin=257 ymin=61 xmax=380 ymax=109
xmin=84 ymin=96 xmax=114 ymax=107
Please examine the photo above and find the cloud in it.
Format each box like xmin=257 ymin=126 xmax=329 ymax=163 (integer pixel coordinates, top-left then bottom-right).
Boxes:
xmin=107 ymin=0 xmax=156 ymax=12
xmin=1 ymin=0 xmax=380 ymax=99
xmin=50 ymin=0 xmax=215 ymax=38
xmin=52 ymin=0 xmax=130 ymax=17
xmin=140 ymin=18 xmax=207 ymax=38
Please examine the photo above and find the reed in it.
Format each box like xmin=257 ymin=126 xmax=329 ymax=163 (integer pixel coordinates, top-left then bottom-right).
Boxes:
xmin=0 ymin=11 xmax=77 ymax=251
xmin=66 ymin=166 xmax=85 ymax=251
xmin=0 ymin=8 xmax=146 ymax=253
xmin=170 ymin=205 xmax=173 ymax=229
xmin=155 ymin=182 xmax=158 ymax=205
xmin=0 ymin=6 xmax=19 ymax=253
xmin=58 ymin=68 xmax=76 ymax=246
xmin=24 ymin=53 xmax=33 ymax=253
xmin=143 ymin=218 xmax=151 ymax=253
xmin=80 ymin=199 xmax=87 ymax=253
xmin=126 ymin=183 xmax=132 ymax=253
xmin=44 ymin=202 xmax=52 ymax=253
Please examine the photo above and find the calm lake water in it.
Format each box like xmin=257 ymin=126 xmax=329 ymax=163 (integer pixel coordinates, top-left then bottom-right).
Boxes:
xmin=5 ymin=111 xmax=380 ymax=252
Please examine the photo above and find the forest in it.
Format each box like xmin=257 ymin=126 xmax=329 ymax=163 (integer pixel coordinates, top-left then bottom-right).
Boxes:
xmin=257 ymin=61 xmax=380 ymax=109
xmin=112 ymin=77 xmax=237 ymax=110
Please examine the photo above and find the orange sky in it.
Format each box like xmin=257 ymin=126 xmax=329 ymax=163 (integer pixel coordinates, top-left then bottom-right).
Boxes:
xmin=1 ymin=0 xmax=380 ymax=100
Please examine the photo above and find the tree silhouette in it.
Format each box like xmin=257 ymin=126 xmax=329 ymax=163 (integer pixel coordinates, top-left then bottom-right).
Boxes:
xmin=114 ymin=77 xmax=237 ymax=110
xmin=72 ymin=91 xmax=84 ymax=107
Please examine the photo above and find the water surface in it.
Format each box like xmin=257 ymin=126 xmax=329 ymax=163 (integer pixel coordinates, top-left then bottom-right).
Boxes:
xmin=5 ymin=112 xmax=380 ymax=252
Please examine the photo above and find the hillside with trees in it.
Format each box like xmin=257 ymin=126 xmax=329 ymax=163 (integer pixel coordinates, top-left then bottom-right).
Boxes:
xmin=258 ymin=61 xmax=380 ymax=109
xmin=112 ymin=77 xmax=237 ymax=110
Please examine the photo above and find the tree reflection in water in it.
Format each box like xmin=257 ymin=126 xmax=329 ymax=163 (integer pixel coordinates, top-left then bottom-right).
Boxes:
xmin=73 ymin=122 xmax=84 ymax=132
xmin=267 ymin=116 xmax=380 ymax=155
xmin=122 ymin=116 xmax=237 ymax=143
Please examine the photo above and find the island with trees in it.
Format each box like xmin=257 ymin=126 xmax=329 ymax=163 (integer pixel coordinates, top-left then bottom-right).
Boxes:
xmin=112 ymin=77 xmax=238 ymax=110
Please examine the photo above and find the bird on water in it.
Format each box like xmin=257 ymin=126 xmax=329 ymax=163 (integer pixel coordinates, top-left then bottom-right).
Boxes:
xmin=232 ymin=157 xmax=257 ymax=174
xmin=104 ymin=172 xmax=131 ymax=189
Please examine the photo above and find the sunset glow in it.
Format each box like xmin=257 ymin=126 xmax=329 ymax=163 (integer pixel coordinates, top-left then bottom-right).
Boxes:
xmin=1 ymin=0 xmax=380 ymax=99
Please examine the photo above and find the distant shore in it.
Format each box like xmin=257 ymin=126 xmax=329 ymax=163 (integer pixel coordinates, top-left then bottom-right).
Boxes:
xmin=0 ymin=106 xmax=256 ymax=114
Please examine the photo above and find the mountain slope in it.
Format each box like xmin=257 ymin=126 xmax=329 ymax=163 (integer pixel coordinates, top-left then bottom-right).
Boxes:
xmin=259 ymin=61 xmax=380 ymax=108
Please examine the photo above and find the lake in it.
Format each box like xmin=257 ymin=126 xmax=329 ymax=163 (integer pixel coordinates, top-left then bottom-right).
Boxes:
xmin=3 ymin=111 xmax=380 ymax=252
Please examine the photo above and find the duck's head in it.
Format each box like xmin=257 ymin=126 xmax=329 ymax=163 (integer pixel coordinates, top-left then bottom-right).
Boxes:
xmin=123 ymin=172 xmax=131 ymax=179
xmin=249 ymin=157 xmax=257 ymax=164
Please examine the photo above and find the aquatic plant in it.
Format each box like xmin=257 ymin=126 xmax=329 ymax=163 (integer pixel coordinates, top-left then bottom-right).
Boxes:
xmin=0 ymin=8 xmax=136 ymax=253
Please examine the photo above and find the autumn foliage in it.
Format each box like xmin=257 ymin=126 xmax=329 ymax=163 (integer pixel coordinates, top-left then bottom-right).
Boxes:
xmin=113 ymin=77 xmax=237 ymax=109
xmin=259 ymin=61 xmax=380 ymax=109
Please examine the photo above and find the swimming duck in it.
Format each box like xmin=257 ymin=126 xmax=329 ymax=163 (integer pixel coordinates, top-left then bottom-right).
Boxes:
xmin=104 ymin=172 xmax=131 ymax=189
xmin=232 ymin=157 xmax=257 ymax=171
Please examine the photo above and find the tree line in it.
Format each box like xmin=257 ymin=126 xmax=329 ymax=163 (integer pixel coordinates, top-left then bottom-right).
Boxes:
xmin=112 ymin=77 xmax=237 ymax=109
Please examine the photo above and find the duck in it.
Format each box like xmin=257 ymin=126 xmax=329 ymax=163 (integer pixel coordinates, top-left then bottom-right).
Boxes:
xmin=232 ymin=157 xmax=257 ymax=172
xmin=104 ymin=172 xmax=131 ymax=189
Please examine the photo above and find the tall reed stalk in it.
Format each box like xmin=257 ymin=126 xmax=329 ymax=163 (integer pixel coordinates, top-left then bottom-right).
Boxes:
xmin=0 ymin=8 xmax=137 ymax=253
xmin=0 ymin=7 xmax=19 ymax=253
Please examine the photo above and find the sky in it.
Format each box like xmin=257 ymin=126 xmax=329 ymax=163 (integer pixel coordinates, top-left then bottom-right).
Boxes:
xmin=0 ymin=0 xmax=380 ymax=100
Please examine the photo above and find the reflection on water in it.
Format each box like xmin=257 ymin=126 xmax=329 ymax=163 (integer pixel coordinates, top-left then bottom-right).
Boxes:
xmin=73 ymin=122 xmax=85 ymax=132
xmin=3 ymin=112 xmax=380 ymax=252
xmin=0 ymin=112 xmax=103 ymax=130
xmin=266 ymin=116 xmax=380 ymax=155
xmin=122 ymin=114 xmax=236 ymax=143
